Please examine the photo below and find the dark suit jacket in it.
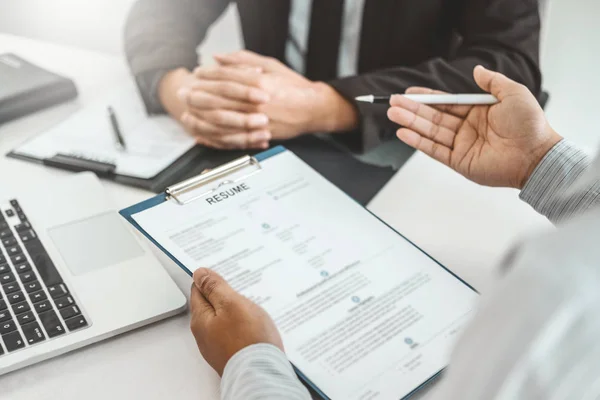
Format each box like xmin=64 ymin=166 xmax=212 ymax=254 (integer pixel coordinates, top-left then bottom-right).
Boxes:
xmin=125 ymin=0 xmax=541 ymax=153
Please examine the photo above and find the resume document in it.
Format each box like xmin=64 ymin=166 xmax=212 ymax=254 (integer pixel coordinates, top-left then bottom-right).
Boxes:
xmin=129 ymin=150 xmax=477 ymax=399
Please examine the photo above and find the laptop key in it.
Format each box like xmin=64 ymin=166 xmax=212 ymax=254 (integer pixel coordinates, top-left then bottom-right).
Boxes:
xmin=0 ymin=272 xmax=15 ymax=284
xmin=0 ymin=263 xmax=9 ymax=274
xmin=0 ymin=230 xmax=12 ymax=240
xmin=10 ymin=254 xmax=26 ymax=265
xmin=0 ymin=319 xmax=16 ymax=334
xmin=65 ymin=315 xmax=88 ymax=332
xmin=54 ymin=295 xmax=74 ymax=309
xmin=14 ymin=222 xmax=31 ymax=232
xmin=0 ymin=311 xmax=11 ymax=323
xmin=4 ymin=209 xmax=15 ymax=218
xmin=0 ymin=299 xmax=6 ymax=311
xmin=6 ymin=245 xmax=22 ymax=256
xmin=48 ymin=284 xmax=69 ymax=299
xmin=2 ymin=282 xmax=19 ymax=294
xmin=15 ymin=262 xmax=31 ymax=274
xmin=12 ymin=301 xmax=31 ymax=315
xmin=29 ymin=290 xmax=47 ymax=303
xmin=34 ymin=300 xmax=52 ymax=314
xmin=17 ymin=311 xmax=35 ymax=325
xmin=19 ymin=271 xmax=36 ymax=284
xmin=7 ymin=291 xmax=25 ymax=305
xmin=0 ymin=253 xmax=5 ymax=264
xmin=3 ymin=330 xmax=25 ymax=352
xmin=60 ymin=305 xmax=81 ymax=320
xmin=39 ymin=311 xmax=65 ymax=338
xmin=2 ymin=237 xmax=16 ymax=247
xmin=24 ymin=240 xmax=63 ymax=286
xmin=19 ymin=230 xmax=36 ymax=243
xmin=22 ymin=321 xmax=45 ymax=345
xmin=23 ymin=280 xmax=41 ymax=294
xmin=9 ymin=201 xmax=27 ymax=224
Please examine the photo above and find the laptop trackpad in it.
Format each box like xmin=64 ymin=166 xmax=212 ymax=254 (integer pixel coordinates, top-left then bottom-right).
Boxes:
xmin=49 ymin=212 xmax=144 ymax=276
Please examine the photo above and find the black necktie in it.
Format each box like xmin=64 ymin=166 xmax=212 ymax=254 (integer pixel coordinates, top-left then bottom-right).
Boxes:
xmin=305 ymin=0 xmax=345 ymax=82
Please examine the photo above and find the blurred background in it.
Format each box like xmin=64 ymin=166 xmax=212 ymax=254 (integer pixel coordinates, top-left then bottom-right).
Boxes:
xmin=1 ymin=0 xmax=600 ymax=148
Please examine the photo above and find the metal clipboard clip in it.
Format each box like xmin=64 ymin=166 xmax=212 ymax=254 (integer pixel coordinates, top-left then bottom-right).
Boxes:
xmin=166 ymin=155 xmax=262 ymax=205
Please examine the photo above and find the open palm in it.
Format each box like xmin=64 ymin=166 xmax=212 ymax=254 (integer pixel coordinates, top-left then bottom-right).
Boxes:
xmin=388 ymin=66 xmax=562 ymax=189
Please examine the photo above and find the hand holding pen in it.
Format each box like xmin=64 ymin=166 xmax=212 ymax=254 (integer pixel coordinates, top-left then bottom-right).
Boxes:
xmin=386 ymin=65 xmax=562 ymax=189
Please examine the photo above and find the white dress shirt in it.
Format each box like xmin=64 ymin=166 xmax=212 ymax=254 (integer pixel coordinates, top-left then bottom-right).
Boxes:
xmin=285 ymin=0 xmax=365 ymax=78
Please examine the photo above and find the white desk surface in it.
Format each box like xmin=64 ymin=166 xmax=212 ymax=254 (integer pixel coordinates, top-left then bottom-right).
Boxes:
xmin=0 ymin=33 xmax=552 ymax=400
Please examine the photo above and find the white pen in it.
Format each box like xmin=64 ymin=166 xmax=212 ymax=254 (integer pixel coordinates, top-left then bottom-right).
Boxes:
xmin=355 ymin=94 xmax=498 ymax=105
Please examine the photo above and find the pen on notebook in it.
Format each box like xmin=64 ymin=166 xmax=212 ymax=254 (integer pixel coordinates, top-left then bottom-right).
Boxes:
xmin=355 ymin=94 xmax=498 ymax=105
xmin=107 ymin=106 xmax=127 ymax=151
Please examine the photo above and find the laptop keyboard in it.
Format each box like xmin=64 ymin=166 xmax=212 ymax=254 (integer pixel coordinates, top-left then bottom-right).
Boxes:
xmin=0 ymin=200 xmax=88 ymax=356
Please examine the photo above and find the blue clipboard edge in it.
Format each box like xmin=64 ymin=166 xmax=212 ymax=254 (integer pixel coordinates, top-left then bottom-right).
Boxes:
xmin=119 ymin=144 xmax=478 ymax=400
xmin=118 ymin=146 xmax=288 ymax=276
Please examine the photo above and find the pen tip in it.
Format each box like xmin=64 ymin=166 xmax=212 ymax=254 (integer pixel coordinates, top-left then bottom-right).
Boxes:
xmin=355 ymin=95 xmax=373 ymax=103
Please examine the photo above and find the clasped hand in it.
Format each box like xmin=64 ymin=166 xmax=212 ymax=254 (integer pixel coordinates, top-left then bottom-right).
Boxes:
xmin=173 ymin=50 xmax=357 ymax=150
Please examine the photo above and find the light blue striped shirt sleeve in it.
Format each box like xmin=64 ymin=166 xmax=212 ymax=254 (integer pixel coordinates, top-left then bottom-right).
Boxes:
xmin=520 ymin=140 xmax=600 ymax=223
xmin=221 ymin=344 xmax=311 ymax=400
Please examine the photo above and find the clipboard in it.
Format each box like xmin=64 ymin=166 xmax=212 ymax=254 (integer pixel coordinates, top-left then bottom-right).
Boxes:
xmin=120 ymin=146 xmax=281 ymax=276
xmin=119 ymin=146 xmax=350 ymax=399
xmin=120 ymin=145 xmax=477 ymax=400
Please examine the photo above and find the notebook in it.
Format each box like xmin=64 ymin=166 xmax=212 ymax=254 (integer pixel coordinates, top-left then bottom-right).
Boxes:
xmin=8 ymin=81 xmax=197 ymax=180
xmin=0 ymin=54 xmax=78 ymax=124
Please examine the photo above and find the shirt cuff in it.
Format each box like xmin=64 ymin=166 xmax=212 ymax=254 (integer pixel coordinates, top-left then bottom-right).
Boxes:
xmin=520 ymin=139 xmax=592 ymax=223
xmin=135 ymin=69 xmax=172 ymax=115
xmin=221 ymin=344 xmax=310 ymax=400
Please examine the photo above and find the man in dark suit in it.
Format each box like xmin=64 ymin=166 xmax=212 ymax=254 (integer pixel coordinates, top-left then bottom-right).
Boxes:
xmin=125 ymin=0 xmax=541 ymax=153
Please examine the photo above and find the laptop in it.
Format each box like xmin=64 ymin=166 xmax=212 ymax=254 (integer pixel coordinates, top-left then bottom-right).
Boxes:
xmin=0 ymin=173 xmax=186 ymax=375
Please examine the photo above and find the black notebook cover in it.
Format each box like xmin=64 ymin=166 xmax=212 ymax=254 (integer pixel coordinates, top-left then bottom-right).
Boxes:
xmin=0 ymin=53 xmax=78 ymax=123
xmin=8 ymin=135 xmax=396 ymax=206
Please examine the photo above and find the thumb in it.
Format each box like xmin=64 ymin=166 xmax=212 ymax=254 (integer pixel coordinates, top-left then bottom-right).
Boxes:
xmin=193 ymin=268 xmax=235 ymax=311
xmin=473 ymin=65 xmax=523 ymax=101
